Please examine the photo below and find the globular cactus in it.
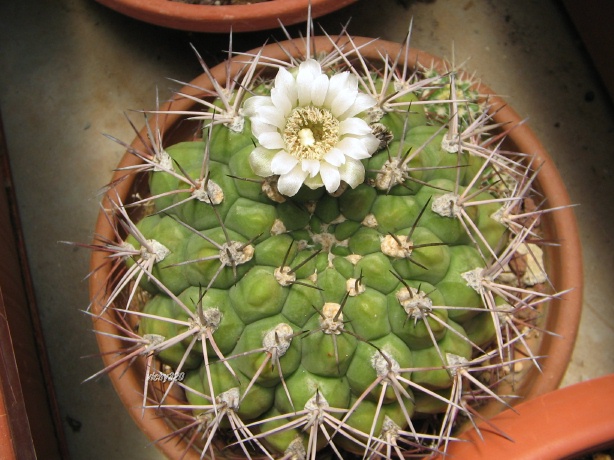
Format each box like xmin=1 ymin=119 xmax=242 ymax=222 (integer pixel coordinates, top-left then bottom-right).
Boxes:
xmin=87 ymin=28 xmax=566 ymax=460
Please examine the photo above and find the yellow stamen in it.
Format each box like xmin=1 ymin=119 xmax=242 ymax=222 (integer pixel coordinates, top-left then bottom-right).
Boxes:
xmin=284 ymin=106 xmax=339 ymax=160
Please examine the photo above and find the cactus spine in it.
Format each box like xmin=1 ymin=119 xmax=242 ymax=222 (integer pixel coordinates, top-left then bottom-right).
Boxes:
xmin=88 ymin=28 xmax=565 ymax=459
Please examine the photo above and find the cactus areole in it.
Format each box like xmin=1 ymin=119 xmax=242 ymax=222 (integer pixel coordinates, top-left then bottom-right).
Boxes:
xmin=88 ymin=33 xmax=581 ymax=460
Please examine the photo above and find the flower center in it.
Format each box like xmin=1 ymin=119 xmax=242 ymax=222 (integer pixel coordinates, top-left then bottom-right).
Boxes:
xmin=284 ymin=106 xmax=339 ymax=160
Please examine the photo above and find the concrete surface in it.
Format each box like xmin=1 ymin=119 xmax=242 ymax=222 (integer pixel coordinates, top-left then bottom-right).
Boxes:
xmin=0 ymin=0 xmax=612 ymax=458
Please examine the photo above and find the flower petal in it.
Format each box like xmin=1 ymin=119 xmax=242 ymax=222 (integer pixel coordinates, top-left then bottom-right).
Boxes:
xmin=339 ymin=158 xmax=365 ymax=189
xmin=311 ymin=73 xmax=329 ymax=107
xmin=251 ymin=118 xmax=279 ymax=139
xmin=345 ymin=72 xmax=359 ymax=91
xmin=339 ymin=93 xmax=377 ymax=119
xmin=256 ymin=105 xmax=286 ymax=130
xmin=361 ymin=134 xmax=381 ymax=154
xmin=331 ymin=88 xmax=358 ymax=118
xmin=243 ymin=95 xmax=272 ymax=117
xmin=297 ymin=59 xmax=323 ymax=106
xmin=324 ymin=71 xmax=350 ymax=107
xmin=337 ymin=136 xmax=370 ymax=160
xmin=278 ymin=165 xmax=309 ymax=196
xmin=320 ymin=162 xmax=341 ymax=193
xmin=271 ymin=150 xmax=299 ymax=175
xmin=301 ymin=159 xmax=321 ymax=178
xmin=249 ymin=147 xmax=277 ymax=177
xmin=339 ymin=117 xmax=372 ymax=136
xmin=271 ymin=87 xmax=293 ymax=117
xmin=274 ymin=67 xmax=297 ymax=107
xmin=323 ymin=147 xmax=346 ymax=167
xmin=258 ymin=131 xmax=285 ymax=150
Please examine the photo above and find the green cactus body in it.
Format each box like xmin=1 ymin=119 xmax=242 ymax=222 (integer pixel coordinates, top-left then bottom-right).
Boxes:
xmin=123 ymin=79 xmax=513 ymax=455
xmin=96 ymin=38 xmax=558 ymax=458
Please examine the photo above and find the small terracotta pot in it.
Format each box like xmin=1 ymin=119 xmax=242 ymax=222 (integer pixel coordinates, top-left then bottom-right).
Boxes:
xmin=89 ymin=36 xmax=584 ymax=459
xmin=433 ymin=374 xmax=614 ymax=459
xmin=95 ymin=0 xmax=357 ymax=33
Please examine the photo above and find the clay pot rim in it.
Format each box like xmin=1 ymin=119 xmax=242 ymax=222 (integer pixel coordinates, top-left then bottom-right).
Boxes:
xmin=89 ymin=36 xmax=584 ymax=459
xmin=436 ymin=374 xmax=614 ymax=459
xmin=94 ymin=0 xmax=357 ymax=33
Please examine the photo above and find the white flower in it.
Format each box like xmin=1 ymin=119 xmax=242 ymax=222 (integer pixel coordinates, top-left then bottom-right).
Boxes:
xmin=245 ymin=59 xmax=380 ymax=197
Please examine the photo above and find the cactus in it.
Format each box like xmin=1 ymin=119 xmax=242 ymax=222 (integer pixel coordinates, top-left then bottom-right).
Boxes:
xmin=86 ymin=25 xmax=568 ymax=460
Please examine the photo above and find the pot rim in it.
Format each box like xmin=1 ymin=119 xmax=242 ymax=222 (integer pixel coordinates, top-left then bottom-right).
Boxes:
xmin=434 ymin=374 xmax=614 ymax=459
xmin=89 ymin=35 xmax=584 ymax=459
xmin=94 ymin=0 xmax=357 ymax=33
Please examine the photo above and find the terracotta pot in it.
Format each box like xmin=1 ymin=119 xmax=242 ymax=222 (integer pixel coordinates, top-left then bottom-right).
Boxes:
xmin=433 ymin=374 xmax=614 ymax=459
xmin=89 ymin=36 xmax=583 ymax=458
xmin=0 ymin=116 xmax=67 ymax=459
xmin=94 ymin=0 xmax=357 ymax=33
